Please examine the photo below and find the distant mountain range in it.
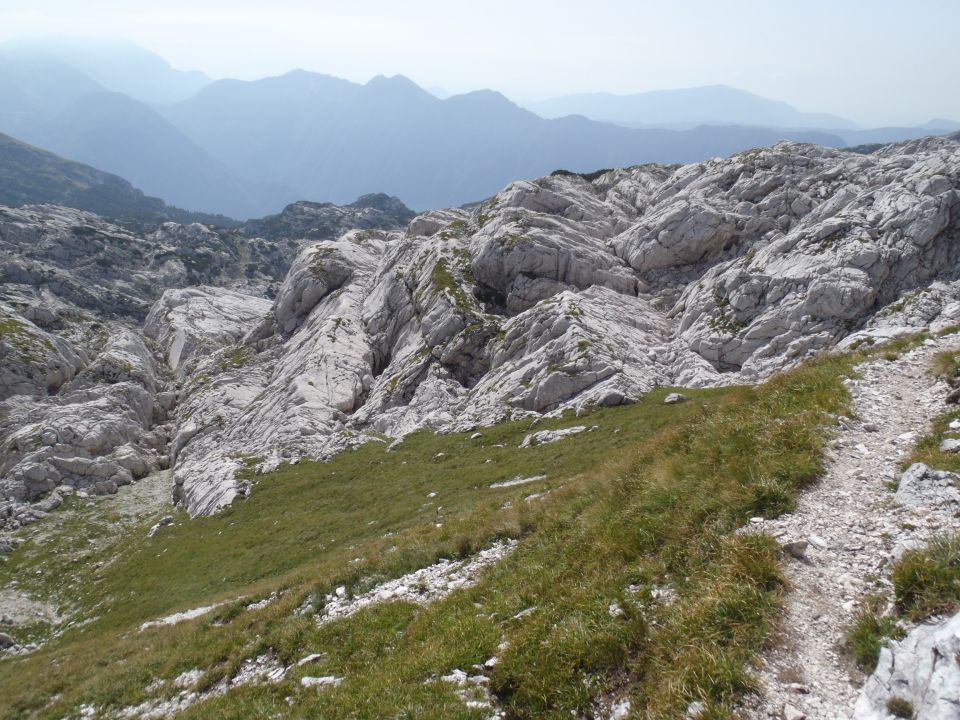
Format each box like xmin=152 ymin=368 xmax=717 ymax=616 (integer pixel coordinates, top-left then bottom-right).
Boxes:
xmin=1 ymin=38 xmax=212 ymax=104
xmin=0 ymin=40 xmax=956 ymax=217
xmin=523 ymin=85 xmax=860 ymax=130
xmin=523 ymin=86 xmax=960 ymax=148
xmin=0 ymin=46 xmax=296 ymax=218
xmin=160 ymin=72 xmax=848 ymax=210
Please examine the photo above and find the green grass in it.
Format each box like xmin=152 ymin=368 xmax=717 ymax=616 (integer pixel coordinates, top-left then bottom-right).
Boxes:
xmin=887 ymin=696 xmax=914 ymax=719
xmin=892 ymin=534 xmax=960 ymax=620
xmin=218 ymin=346 xmax=252 ymax=370
xmin=929 ymin=348 xmax=960 ymax=382
xmin=0 ymin=349 xmax=866 ymax=719
xmin=431 ymin=257 xmax=475 ymax=313
xmin=844 ymin=608 xmax=905 ymax=671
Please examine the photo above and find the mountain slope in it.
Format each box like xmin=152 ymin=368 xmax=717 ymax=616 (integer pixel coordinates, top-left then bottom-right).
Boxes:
xmin=0 ymin=38 xmax=212 ymax=104
xmin=0 ymin=135 xmax=960 ymax=719
xmin=165 ymin=72 xmax=846 ymax=209
xmin=0 ymin=52 xmax=106 ymax=138
xmin=0 ymin=131 xmax=236 ymax=226
xmin=37 ymin=91 xmax=296 ymax=218
xmin=0 ymin=54 xmax=297 ymax=218
xmin=524 ymin=84 xmax=859 ymax=129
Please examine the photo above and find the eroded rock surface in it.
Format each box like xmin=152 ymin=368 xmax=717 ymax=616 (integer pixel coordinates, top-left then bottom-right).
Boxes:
xmin=3 ymin=137 xmax=960 ymax=518
xmin=853 ymin=612 xmax=960 ymax=720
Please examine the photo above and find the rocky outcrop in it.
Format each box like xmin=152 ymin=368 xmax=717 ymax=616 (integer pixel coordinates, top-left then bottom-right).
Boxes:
xmin=145 ymin=287 xmax=272 ymax=375
xmin=853 ymin=611 xmax=960 ymax=720
xmin=3 ymin=135 xmax=960 ymax=517
xmin=895 ymin=463 xmax=960 ymax=509
xmin=241 ymin=194 xmax=415 ymax=241
xmin=137 ymin=135 xmax=960 ymax=514
xmin=0 ymin=198 xmax=414 ymax=517
xmin=0 ymin=304 xmax=85 ymax=400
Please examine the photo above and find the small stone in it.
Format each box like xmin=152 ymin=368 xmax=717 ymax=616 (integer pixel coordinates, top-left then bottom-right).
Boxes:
xmin=783 ymin=703 xmax=806 ymax=720
xmin=610 ymin=698 xmax=632 ymax=719
xmin=300 ymin=675 xmax=343 ymax=688
xmin=938 ymin=438 xmax=960 ymax=453
xmin=663 ymin=392 xmax=689 ymax=404
xmin=808 ymin=534 xmax=829 ymax=549
xmin=782 ymin=540 xmax=808 ymax=559
xmin=441 ymin=669 xmax=468 ymax=685
xmin=296 ymin=653 xmax=324 ymax=666
xmin=470 ymin=432 xmax=483 ymax=439
xmin=862 ymin=422 xmax=880 ymax=432
xmin=608 ymin=602 xmax=625 ymax=618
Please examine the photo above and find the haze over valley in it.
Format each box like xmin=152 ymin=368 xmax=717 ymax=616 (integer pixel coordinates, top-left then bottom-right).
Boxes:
xmin=0 ymin=37 xmax=956 ymax=217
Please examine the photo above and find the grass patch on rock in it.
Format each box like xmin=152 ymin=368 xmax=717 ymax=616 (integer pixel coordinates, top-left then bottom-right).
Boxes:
xmin=892 ymin=534 xmax=960 ymax=620
xmin=844 ymin=607 xmax=905 ymax=672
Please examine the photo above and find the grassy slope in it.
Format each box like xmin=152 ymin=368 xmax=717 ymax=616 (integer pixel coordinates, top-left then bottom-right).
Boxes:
xmin=0 ymin=352 xmax=860 ymax=719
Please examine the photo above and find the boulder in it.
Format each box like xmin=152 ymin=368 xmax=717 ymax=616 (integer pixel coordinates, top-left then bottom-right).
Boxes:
xmin=853 ymin=611 xmax=960 ymax=720
xmin=895 ymin=463 xmax=960 ymax=509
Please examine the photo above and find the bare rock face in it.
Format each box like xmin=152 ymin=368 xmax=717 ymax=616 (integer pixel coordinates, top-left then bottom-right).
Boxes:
xmin=144 ymin=287 xmax=272 ymax=376
xmin=0 ymin=304 xmax=85 ymax=400
xmin=3 ymin=136 xmax=960 ymax=518
xmin=0 ymin=197 xmax=411 ymax=517
xmin=853 ymin=611 xmax=960 ymax=720
xmin=895 ymin=463 xmax=960 ymax=509
xmin=128 ymin=136 xmax=960 ymax=515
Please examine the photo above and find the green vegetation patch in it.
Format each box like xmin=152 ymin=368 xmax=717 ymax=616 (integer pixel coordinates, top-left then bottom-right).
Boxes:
xmin=893 ymin=534 xmax=960 ymax=620
xmin=844 ymin=606 xmax=905 ymax=671
xmin=0 ymin=351 xmax=866 ymax=719
xmin=218 ymin=346 xmax=252 ymax=370
xmin=0 ymin=316 xmax=55 ymax=357
xmin=431 ymin=257 xmax=475 ymax=313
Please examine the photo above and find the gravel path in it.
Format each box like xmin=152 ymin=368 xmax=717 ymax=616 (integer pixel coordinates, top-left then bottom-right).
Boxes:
xmin=742 ymin=337 xmax=960 ymax=720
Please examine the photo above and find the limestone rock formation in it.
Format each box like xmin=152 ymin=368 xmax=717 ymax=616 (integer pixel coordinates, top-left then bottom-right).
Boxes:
xmin=0 ymin=198 xmax=413 ymax=522
xmin=2 ymin=136 xmax=960 ymax=518
xmin=853 ymin=611 xmax=960 ymax=720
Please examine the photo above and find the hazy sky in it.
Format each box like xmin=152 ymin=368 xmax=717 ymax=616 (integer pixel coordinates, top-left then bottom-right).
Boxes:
xmin=2 ymin=0 xmax=958 ymax=127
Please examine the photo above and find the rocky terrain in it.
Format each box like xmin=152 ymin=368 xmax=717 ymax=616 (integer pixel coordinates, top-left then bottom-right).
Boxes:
xmin=0 ymin=138 xmax=960 ymax=515
xmin=0 ymin=194 xmax=414 ymax=527
xmin=741 ymin=338 xmax=960 ymax=720
xmin=1 ymin=134 xmax=960 ymax=718
xmin=2 ymin=136 xmax=960 ymax=522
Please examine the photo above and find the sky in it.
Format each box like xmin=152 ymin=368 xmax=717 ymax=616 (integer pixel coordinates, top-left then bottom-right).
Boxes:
xmin=1 ymin=0 xmax=958 ymax=127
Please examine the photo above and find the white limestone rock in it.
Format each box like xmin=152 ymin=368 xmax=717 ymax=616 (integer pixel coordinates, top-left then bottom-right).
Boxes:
xmin=895 ymin=463 xmax=960 ymax=509
xmin=853 ymin=611 xmax=960 ymax=720
xmin=0 ymin=304 xmax=85 ymax=400
xmin=144 ymin=287 xmax=271 ymax=376
xmin=6 ymin=135 xmax=960 ymax=520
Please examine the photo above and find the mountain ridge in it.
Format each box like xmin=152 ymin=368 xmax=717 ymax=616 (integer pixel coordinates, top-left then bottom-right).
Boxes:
xmin=163 ymin=69 xmax=849 ymax=209
xmin=523 ymin=84 xmax=860 ymax=130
